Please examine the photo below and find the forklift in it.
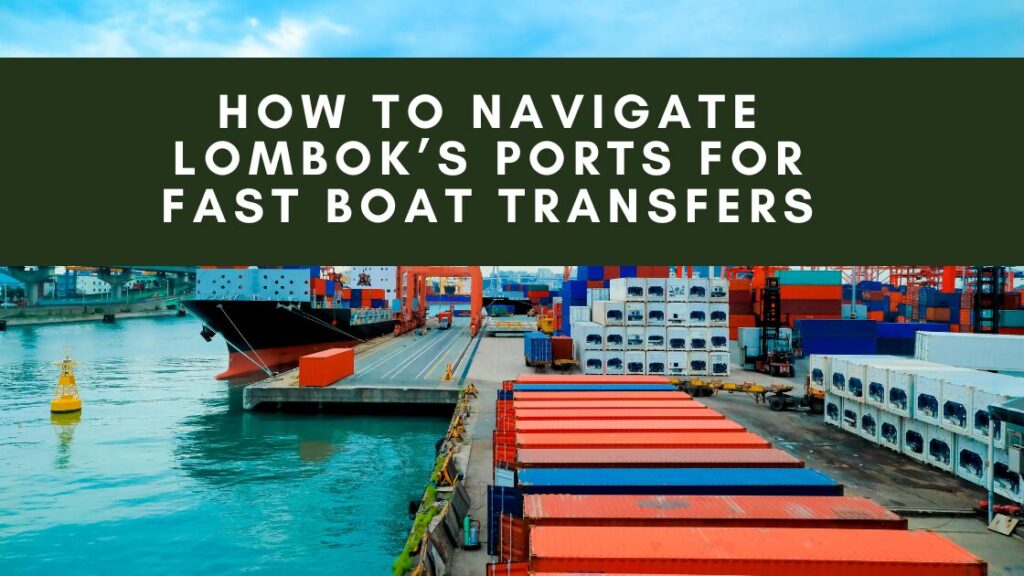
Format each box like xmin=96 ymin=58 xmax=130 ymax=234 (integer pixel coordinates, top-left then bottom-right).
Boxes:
xmin=754 ymin=277 xmax=795 ymax=377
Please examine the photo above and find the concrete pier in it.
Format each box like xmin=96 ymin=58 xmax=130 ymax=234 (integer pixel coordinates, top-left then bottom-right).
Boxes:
xmin=243 ymin=318 xmax=477 ymax=410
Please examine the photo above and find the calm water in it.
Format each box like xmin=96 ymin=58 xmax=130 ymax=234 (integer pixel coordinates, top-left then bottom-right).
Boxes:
xmin=0 ymin=316 xmax=448 ymax=575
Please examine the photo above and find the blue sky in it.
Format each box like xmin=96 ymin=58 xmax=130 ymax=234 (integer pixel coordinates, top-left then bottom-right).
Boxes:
xmin=1 ymin=1 xmax=1022 ymax=57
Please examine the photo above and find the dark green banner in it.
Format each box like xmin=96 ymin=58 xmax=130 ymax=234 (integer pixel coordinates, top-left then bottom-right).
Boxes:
xmin=1 ymin=58 xmax=1021 ymax=264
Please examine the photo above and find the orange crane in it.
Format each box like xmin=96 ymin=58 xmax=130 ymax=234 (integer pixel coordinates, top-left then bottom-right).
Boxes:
xmin=395 ymin=266 xmax=483 ymax=336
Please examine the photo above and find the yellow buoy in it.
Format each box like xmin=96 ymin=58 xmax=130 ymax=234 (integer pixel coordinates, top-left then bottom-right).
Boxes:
xmin=50 ymin=352 xmax=82 ymax=414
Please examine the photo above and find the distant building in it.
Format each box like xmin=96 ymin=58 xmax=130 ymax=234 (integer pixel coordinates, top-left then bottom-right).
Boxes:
xmin=75 ymin=272 xmax=110 ymax=296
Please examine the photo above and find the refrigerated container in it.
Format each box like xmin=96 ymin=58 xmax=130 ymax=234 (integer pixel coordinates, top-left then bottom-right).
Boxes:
xmin=688 ymin=351 xmax=709 ymax=376
xmin=709 ymin=352 xmax=730 ymax=376
xmin=902 ymin=418 xmax=928 ymax=462
xmin=624 ymin=302 xmax=646 ymax=326
xmin=828 ymin=357 xmax=848 ymax=397
xmin=574 ymin=321 xmax=603 ymax=350
xmin=667 ymin=351 xmax=688 ymax=377
xmin=667 ymin=327 xmax=688 ymax=351
xmin=591 ymin=300 xmax=624 ymax=325
xmin=955 ymin=435 xmax=988 ymax=487
xmin=625 ymin=351 xmax=645 ymax=375
xmin=603 ymin=350 xmax=624 ymax=375
xmin=940 ymin=379 xmax=973 ymax=435
xmin=926 ymin=424 xmax=954 ymax=472
xmin=581 ymin=349 xmax=603 ymax=375
xmin=646 ymin=302 xmax=666 ymax=326
xmin=824 ymin=392 xmax=842 ymax=428
xmin=841 ymin=397 xmax=861 ymax=434
xmin=993 ymin=448 xmax=1024 ymax=504
xmin=808 ymin=354 xmax=831 ymax=393
xmin=709 ymin=303 xmax=729 ymax=326
xmin=914 ymin=374 xmax=943 ymax=425
xmin=709 ymin=278 xmax=729 ymax=302
xmin=687 ymin=302 xmax=710 ymax=326
xmin=644 ymin=326 xmax=666 ymax=350
xmin=709 ymin=327 xmax=729 ymax=351
xmin=603 ymin=325 xmax=625 ymax=350
xmin=877 ymin=410 xmax=902 ymax=452
xmin=973 ymin=387 xmax=1012 ymax=448
xmin=859 ymin=405 xmax=880 ymax=443
xmin=645 ymin=278 xmax=667 ymax=301
xmin=666 ymin=278 xmax=687 ymax=302
xmin=687 ymin=328 xmax=709 ymax=351
xmin=625 ymin=326 xmax=645 ymax=350
xmin=688 ymin=277 xmax=709 ymax=301
xmin=610 ymin=277 xmax=645 ymax=301
xmin=666 ymin=302 xmax=688 ymax=325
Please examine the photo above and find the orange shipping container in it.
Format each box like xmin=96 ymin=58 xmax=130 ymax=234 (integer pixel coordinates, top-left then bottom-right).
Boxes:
xmin=530 ymin=526 xmax=985 ymax=575
xmin=512 ymin=400 xmax=699 ymax=410
xmin=779 ymin=285 xmax=842 ymax=300
xmin=298 ymin=348 xmax=354 ymax=387
xmin=514 ymin=431 xmax=770 ymax=449
xmin=926 ymin=307 xmax=951 ymax=322
xmin=512 ymin=408 xmax=722 ymax=420
xmin=514 ymin=419 xmax=744 ymax=433
xmin=867 ymin=310 xmax=884 ymax=321
xmin=515 ymin=374 xmax=673 ymax=384
xmin=513 ymin=391 xmax=688 ymax=401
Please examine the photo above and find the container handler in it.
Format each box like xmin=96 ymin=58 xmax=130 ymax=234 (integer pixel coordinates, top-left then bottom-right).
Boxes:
xmin=674 ymin=376 xmax=824 ymax=414
xmin=754 ymin=277 xmax=794 ymax=377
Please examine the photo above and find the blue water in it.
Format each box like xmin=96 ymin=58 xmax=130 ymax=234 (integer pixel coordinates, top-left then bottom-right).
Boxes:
xmin=0 ymin=316 xmax=448 ymax=575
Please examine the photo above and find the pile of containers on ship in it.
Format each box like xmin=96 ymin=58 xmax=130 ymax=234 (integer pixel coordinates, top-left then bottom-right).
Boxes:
xmin=572 ymin=277 xmax=730 ymax=378
xmin=486 ymin=374 xmax=985 ymax=575
xmin=818 ymin=331 xmax=1024 ymax=505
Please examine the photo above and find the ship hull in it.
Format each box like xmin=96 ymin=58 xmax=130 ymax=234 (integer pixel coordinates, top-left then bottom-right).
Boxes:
xmin=184 ymin=300 xmax=395 ymax=380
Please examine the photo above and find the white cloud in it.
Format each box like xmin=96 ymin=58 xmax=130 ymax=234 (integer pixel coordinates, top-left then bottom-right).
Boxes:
xmin=225 ymin=18 xmax=351 ymax=57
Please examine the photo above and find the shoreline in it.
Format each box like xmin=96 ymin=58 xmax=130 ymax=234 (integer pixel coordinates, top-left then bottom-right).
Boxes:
xmin=1 ymin=307 xmax=182 ymax=327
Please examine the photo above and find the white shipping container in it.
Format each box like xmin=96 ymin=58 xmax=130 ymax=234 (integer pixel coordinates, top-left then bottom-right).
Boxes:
xmin=570 ymin=305 xmax=592 ymax=323
xmin=954 ymin=436 xmax=989 ymax=488
xmin=646 ymin=302 xmax=666 ymax=326
xmin=859 ymin=405 xmax=881 ymax=443
xmin=586 ymin=288 xmax=610 ymax=306
xmin=687 ymin=302 xmax=710 ymax=327
xmin=603 ymin=350 xmax=625 ymax=375
xmin=610 ymin=278 xmax=646 ymax=302
xmin=646 ymin=351 xmax=667 ymax=376
xmin=644 ymin=326 xmax=667 ymax=350
xmin=902 ymin=418 xmax=929 ymax=462
xmin=688 ymin=328 xmax=709 ymax=351
xmin=993 ymin=448 xmax=1024 ymax=504
xmin=877 ymin=411 xmax=902 ymax=452
xmin=603 ymin=326 xmax=625 ymax=350
xmin=709 ymin=352 xmax=730 ymax=377
xmin=925 ymin=425 xmax=954 ymax=472
xmin=666 ymin=278 xmax=688 ymax=302
xmin=667 ymin=327 xmax=688 ymax=351
xmin=828 ymin=358 xmax=849 ymax=397
xmin=575 ymin=322 xmax=604 ymax=351
xmin=688 ymin=351 xmax=709 ymax=376
xmin=913 ymin=374 xmax=944 ymax=426
xmin=688 ymin=277 xmax=709 ymax=302
xmin=880 ymin=365 xmax=970 ymax=419
xmin=972 ymin=388 xmax=1013 ymax=448
xmin=709 ymin=278 xmax=729 ymax=302
xmin=709 ymin=303 xmax=729 ymax=327
xmin=809 ymin=354 xmax=833 ymax=395
xmin=591 ymin=300 xmax=624 ymax=326
xmin=865 ymin=365 xmax=889 ymax=410
xmin=709 ymin=328 xmax=729 ymax=351
xmin=916 ymin=331 xmax=1024 ymax=373
xmin=667 ymin=351 xmax=688 ymax=377
xmin=625 ymin=327 xmax=646 ymax=350
xmin=939 ymin=380 xmax=973 ymax=436
xmin=841 ymin=400 xmax=862 ymax=434
xmin=625 ymin=302 xmax=646 ymax=326
xmin=824 ymin=392 xmax=843 ymax=428
xmin=645 ymin=278 xmax=667 ymax=302
xmin=625 ymin=351 xmax=646 ymax=375
xmin=581 ymin=349 xmax=604 ymax=375
xmin=666 ymin=302 xmax=688 ymax=325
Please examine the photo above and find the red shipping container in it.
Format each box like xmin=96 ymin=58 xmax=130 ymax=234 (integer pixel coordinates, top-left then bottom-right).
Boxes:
xmin=550 ymin=336 xmax=573 ymax=362
xmin=514 ymin=431 xmax=770 ymax=449
xmin=516 ymin=448 xmax=800 ymax=469
xmin=340 ymin=288 xmax=352 ymax=299
xmin=514 ymin=419 xmax=744 ymax=433
xmin=926 ymin=307 xmax=951 ymax=322
xmin=485 ymin=562 xmax=528 ymax=576
xmin=514 ymin=391 xmax=689 ymax=401
xmin=781 ymin=300 xmax=842 ymax=315
xmin=867 ymin=310 xmax=885 ymax=321
xmin=512 ymin=400 xmax=699 ymax=410
xmin=311 ymin=278 xmax=326 ymax=295
xmin=780 ymin=285 xmax=842 ymax=300
xmin=730 ymin=314 xmax=757 ymax=327
xmin=529 ymin=526 xmax=985 ymax=575
xmin=524 ymin=495 xmax=905 ymax=529
xmin=514 ymin=408 xmax=722 ymax=420
xmin=603 ymin=265 xmax=620 ymax=279
xmin=526 ymin=290 xmax=549 ymax=298
xmin=298 ymin=348 xmax=354 ymax=387
xmin=515 ymin=374 xmax=674 ymax=384
xmin=496 ymin=513 xmax=529 ymax=562
xmin=586 ymin=280 xmax=605 ymax=288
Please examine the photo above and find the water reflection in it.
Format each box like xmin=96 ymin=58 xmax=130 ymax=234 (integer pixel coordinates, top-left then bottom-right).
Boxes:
xmin=50 ymin=411 xmax=81 ymax=469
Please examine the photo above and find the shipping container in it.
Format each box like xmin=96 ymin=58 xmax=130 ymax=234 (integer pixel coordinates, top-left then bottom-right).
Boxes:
xmin=688 ymin=327 xmax=709 ymax=350
xmin=515 ymin=447 xmax=800 ymax=469
xmin=514 ymin=419 xmax=745 ymax=433
xmin=646 ymin=350 xmax=667 ymax=376
xmin=511 ymin=400 xmax=698 ymax=410
xmin=878 ymin=410 xmax=902 ymax=452
xmin=298 ymin=348 xmax=354 ymax=387
xmin=646 ymin=302 xmax=666 ymax=326
xmin=902 ymin=418 xmax=928 ymax=462
xmin=776 ymin=270 xmax=843 ymax=285
xmin=859 ymin=405 xmax=880 ymax=443
xmin=602 ymin=350 xmax=624 ymax=375
xmin=550 ymin=336 xmax=572 ymax=362
xmin=511 ymin=384 xmax=678 ymax=392
xmin=516 ymin=467 xmax=841 ymax=496
xmin=581 ymin=349 xmax=603 ymax=375
xmin=823 ymin=391 xmax=842 ymax=428
xmin=529 ymin=526 xmax=985 ymax=575
xmin=688 ymin=351 xmax=709 ymax=376
xmin=624 ymin=302 xmax=646 ymax=326
xmin=667 ymin=351 xmax=687 ymax=377
xmin=591 ymin=300 xmax=624 ymax=325
xmin=688 ymin=277 xmax=709 ymax=301
xmin=955 ymin=435 xmax=989 ymax=487
xmin=523 ymin=494 xmax=904 ymax=529
xmin=523 ymin=332 xmax=552 ymax=365
xmin=625 ymin=326 xmax=645 ymax=350
xmin=644 ymin=326 xmax=666 ymax=350
xmin=512 ymin=407 xmax=722 ymax=420
xmin=603 ymin=325 xmax=625 ymax=350
xmin=687 ymin=302 xmax=710 ymax=326
xmin=625 ymin=351 xmax=645 ymax=375
xmin=666 ymin=326 xmax=688 ymax=350
xmin=513 ymin=374 xmax=673 ymax=384
xmin=916 ymin=331 xmax=1024 ymax=372
xmin=709 ymin=278 xmax=729 ymax=302
xmin=926 ymin=424 xmax=954 ymax=472
xmin=666 ymin=302 xmax=687 ymax=325
xmin=511 ymin=390 xmax=687 ymax=401
xmin=645 ymin=278 xmax=667 ymax=301
xmin=514 ymin=431 xmax=771 ymax=449
xmin=993 ymin=448 xmax=1024 ymax=504
xmin=666 ymin=278 xmax=687 ymax=302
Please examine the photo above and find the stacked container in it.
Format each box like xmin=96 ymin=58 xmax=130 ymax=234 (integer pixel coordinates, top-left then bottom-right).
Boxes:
xmin=814 ymin=352 xmax=1024 ymax=504
xmin=578 ymin=278 xmax=729 ymax=377
xmin=486 ymin=374 xmax=986 ymax=575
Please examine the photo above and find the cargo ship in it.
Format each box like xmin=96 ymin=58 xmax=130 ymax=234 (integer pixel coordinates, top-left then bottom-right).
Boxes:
xmin=185 ymin=267 xmax=395 ymax=380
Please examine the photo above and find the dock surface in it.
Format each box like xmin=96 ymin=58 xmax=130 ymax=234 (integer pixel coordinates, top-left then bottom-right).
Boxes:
xmin=243 ymin=318 xmax=476 ymax=409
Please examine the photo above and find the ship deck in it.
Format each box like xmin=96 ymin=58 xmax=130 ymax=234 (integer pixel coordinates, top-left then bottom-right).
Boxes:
xmin=242 ymin=317 xmax=478 ymax=410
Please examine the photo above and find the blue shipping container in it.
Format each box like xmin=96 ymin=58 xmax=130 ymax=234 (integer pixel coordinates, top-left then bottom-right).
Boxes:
xmin=524 ymin=332 xmax=552 ymax=365
xmin=620 ymin=265 xmax=637 ymax=278
xmin=876 ymin=322 xmax=950 ymax=339
xmin=794 ymin=319 xmax=877 ymax=340
xmin=516 ymin=468 xmax=842 ymax=496
xmin=486 ymin=485 xmax=523 ymax=556
xmin=801 ymin=337 xmax=878 ymax=355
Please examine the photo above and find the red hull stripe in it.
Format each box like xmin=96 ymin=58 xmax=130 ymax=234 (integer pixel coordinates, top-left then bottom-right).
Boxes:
xmin=216 ymin=340 xmax=356 ymax=380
